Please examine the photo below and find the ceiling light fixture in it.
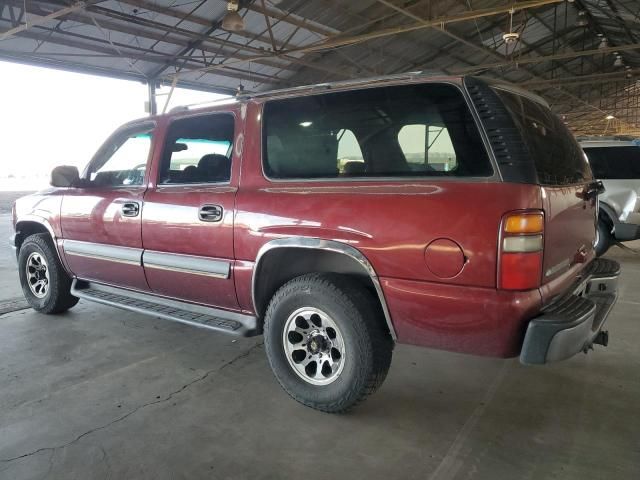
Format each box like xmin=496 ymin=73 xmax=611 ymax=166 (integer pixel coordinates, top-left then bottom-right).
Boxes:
xmin=502 ymin=8 xmax=520 ymax=51
xmin=613 ymin=55 xmax=624 ymax=68
xmin=576 ymin=11 xmax=588 ymax=27
xmin=606 ymin=115 xmax=615 ymax=120
xmin=222 ymin=1 xmax=244 ymax=32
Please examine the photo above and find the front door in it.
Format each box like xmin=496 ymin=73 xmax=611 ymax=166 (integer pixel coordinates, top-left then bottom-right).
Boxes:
xmin=141 ymin=112 xmax=239 ymax=310
xmin=60 ymin=122 xmax=155 ymax=291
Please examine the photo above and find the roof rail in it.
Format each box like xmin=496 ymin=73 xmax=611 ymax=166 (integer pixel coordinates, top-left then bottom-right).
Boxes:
xmin=180 ymin=70 xmax=449 ymax=111
xmin=182 ymin=97 xmax=238 ymax=111
xmin=576 ymin=135 xmax=638 ymax=142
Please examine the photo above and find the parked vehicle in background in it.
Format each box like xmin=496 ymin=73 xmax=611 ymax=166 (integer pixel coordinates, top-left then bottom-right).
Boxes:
xmin=11 ymin=74 xmax=620 ymax=413
xmin=579 ymin=136 xmax=640 ymax=256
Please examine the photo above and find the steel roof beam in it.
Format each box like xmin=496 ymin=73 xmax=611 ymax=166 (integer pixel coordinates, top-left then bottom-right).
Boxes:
xmin=173 ymin=0 xmax=566 ymax=81
xmin=117 ymin=0 xmax=303 ymax=51
xmin=0 ymin=1 xmax=96 ymax=41
xmin=4 ymin=24 xmax=285 ymax=86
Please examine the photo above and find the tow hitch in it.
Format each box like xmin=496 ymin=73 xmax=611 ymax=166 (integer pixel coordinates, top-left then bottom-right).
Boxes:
xmin=584 ymin=330 xmax=609 ymax=353
xmin=593 ymin=330 xmax=609 ymax=347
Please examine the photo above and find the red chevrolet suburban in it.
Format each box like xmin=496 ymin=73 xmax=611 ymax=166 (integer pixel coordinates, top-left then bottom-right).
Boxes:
xmin=11 ymin=74 xmax=620 ymax=412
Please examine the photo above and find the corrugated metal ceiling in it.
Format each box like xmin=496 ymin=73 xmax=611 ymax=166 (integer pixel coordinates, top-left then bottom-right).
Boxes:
xmin=0 ymin=0 xmax=639 ymax=133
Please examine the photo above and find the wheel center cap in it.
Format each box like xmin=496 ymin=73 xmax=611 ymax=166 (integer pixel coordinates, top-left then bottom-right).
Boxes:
xmin=308 ymin=334 xmax=328 ymax=354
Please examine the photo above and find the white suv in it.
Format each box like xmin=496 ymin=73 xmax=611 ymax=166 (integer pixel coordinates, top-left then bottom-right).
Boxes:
xmin=579 ymin=136 xmax=640 ymax=255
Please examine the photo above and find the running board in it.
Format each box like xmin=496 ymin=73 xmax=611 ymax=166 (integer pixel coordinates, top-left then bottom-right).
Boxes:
xmin=71 ymin=279 xmax=259 ymax=337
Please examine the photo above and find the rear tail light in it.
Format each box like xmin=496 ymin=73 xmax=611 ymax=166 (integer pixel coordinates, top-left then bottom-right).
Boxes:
xmin=498 ymin=211 xmax=544 ymax=290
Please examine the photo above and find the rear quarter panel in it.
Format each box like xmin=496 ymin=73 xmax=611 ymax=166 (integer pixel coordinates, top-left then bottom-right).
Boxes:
xmin=235 ymin=101 xmax=543 ymax=312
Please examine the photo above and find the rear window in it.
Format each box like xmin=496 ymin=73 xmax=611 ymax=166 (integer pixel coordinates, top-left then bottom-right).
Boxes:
xmin=494 ymin=88 xmax=591 ymax=185
xmin=263 ymin=83 xmax=492 ymax=179
xmin=583 ymin=146 xmax=640 ymax=179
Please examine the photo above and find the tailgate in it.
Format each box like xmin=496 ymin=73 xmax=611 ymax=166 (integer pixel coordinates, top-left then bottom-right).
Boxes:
xmin=486 ymin=84 xmax=597 ymax=286
xmin=542 ymin=185 xmax=596 ymax=283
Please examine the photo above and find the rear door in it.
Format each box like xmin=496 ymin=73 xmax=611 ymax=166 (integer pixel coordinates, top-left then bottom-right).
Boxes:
xmin=141 ymin=112 xmax=240 ymax=310
xmin=493 ymin=88 xmax=596 ymax=284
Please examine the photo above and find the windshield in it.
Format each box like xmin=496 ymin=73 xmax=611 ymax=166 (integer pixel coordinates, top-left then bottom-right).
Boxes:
xmin=493 ymin=88 xmax=592 ymax=185
xmin=582 ymin=146 xmax=640 ymax=179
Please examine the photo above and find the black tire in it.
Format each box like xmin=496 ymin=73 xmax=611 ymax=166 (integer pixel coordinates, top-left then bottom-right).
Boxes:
xmin=264 ymin=273 xmax=393 ymax=413
xmin=595 ymin=219 xmax=613 ymax=257
xmin=18 ymin=233 xmax=79 ymax=314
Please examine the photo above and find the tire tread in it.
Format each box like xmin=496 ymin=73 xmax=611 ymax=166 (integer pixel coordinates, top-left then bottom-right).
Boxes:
xmin=18 ymin=233 xmax=78 ymax=314
xmin=264 ymin=273 xmax=392 ymax=413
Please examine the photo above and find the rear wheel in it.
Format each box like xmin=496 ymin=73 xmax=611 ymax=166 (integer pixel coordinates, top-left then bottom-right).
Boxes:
xmin=595 ymin=219 xmax=613 ymax=257
xmin=264 ymin=273 xmax=393 ymax=413
xmin=18 ymin=234 xmax=79 ymax=314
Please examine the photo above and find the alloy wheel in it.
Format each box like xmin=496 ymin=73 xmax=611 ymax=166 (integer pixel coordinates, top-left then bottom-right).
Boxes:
xmin=282 ymin=307 xmax=346 ymax=385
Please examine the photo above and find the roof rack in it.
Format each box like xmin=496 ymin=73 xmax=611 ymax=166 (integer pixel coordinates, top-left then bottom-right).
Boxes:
xmin=576 ymin=135 xmax=638 ymax=142
xmin=181 ymin=70 xmax=448 ymax=111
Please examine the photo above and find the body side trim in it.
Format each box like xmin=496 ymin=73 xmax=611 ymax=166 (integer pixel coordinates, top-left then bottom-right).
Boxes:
xmin=142 ymin=251 xmax=230 ymax=278
xmin=251 ymin=237 xmax=397 ymax=340
xmin=63 ymin=239 xmax=142 ymax=265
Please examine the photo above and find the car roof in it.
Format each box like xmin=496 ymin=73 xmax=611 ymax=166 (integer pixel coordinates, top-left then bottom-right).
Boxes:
xmin=169 ymin=73 xmax=551 ymax=117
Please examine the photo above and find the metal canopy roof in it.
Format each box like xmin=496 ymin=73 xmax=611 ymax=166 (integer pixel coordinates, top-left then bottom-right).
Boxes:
xmin=1 ymin=0 xmax=639 ymax=135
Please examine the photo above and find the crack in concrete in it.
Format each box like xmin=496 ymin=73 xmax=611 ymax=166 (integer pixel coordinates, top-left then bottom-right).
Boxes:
xmin=0 ymin=342 xmax=263 ymax=465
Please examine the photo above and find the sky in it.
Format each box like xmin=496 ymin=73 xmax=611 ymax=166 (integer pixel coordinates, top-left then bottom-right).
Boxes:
xmin=0 ymin=61 xmax=225 ymax=189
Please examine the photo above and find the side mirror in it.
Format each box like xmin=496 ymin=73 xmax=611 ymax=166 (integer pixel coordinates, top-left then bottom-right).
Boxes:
xmin=50 ymin=166 xmax=80 ymax=188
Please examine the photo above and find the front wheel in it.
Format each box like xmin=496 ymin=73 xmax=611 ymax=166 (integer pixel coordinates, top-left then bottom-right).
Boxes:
xmin=595 ymin=219 xmax=613 ymax=257
xmin=264 ymin=273 xmax=393 ymax=413
xmin=18 ymin=234 xmax=79 ymax=314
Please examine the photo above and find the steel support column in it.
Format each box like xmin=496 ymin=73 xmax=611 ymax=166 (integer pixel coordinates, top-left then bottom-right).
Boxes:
xmin=147 ymin=80 xmax=157 ymax=116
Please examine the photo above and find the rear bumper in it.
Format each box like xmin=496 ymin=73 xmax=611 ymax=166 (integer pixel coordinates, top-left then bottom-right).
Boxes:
xmin=520 ymin=258 xmax=620 ymax=365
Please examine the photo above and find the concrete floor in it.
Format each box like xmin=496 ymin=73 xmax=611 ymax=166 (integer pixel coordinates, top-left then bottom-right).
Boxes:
xmin=0 ymin=209 xmax=639 ymax=480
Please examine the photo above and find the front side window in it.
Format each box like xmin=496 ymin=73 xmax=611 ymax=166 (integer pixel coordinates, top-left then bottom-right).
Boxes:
xmin=159 ymin=114 xmax=234 ymax=184
xmin=87 ymin=124 xmax=153 ymax=187
xmin=263 ymin=83 xmax=492 ymax=179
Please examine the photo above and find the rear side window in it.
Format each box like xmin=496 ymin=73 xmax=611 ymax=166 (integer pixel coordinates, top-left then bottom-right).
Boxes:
xmin=263 ymin=83 xmax=492 ymax=179
xmin=159 ymin=114 xmax=234 ymax=184
xmin=583 ymin=146 xmax=640 ymax=179
xmin=398 ymin=124 xmax=457 ymax=172
xmin=494 ymin=89 xmax=591 ymax=185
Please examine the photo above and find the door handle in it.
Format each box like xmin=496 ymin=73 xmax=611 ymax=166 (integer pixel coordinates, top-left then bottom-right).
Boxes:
xmin=122 ymin=202 xmax=140 ymax=217
xmin=199 ymin=204 xmax=223 ymax=222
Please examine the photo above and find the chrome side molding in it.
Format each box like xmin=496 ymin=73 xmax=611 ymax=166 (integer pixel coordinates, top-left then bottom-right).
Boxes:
xmin=63 ymin=239 xmax=142 ymax=266
xmin=143 ymin=250 xmax=230 ymax=278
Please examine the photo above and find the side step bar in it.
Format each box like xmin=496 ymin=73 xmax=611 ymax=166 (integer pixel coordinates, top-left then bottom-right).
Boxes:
xmin=71 ymin=279 xmax=259 ymax=337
